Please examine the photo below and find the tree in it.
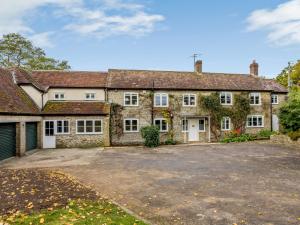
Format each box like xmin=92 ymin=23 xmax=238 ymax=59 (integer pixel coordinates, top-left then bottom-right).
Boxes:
xmin=279 ymin=88 xmax=300 ymax=132
xmin=0 ymin=33 xmax=70 ymax=70
xmin=276 ymin=61 xmax=300 ymax=87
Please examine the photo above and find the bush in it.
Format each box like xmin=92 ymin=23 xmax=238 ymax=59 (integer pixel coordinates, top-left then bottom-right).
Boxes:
xmin=257 ymin=129 xmax=276 ymax=138
xmin=141 ymin=125 xmax=160 ymax=147
xmin=165 ymin=138 xmax=176 ymax=145
xmin=288 ymin=130 xmax=300 ymax=141
xmin=221 ymin=133 xmax=255 ymax=143
xmin=279 ymin=89 xmax=300 ymax=132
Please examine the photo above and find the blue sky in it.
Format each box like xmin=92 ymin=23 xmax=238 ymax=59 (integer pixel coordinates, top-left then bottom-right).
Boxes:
xmin=1 ymin=0 xmax=300 ymax=78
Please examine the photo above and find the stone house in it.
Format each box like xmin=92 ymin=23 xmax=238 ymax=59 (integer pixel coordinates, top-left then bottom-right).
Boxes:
xmin=0 ymin=60 xmax=288 ymax=161
xmin=106 ymin=61 xmax=288 ymax=145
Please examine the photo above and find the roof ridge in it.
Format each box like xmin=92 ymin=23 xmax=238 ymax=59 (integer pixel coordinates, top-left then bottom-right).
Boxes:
xmin=32 ymin=70 xmax=108 ymax=73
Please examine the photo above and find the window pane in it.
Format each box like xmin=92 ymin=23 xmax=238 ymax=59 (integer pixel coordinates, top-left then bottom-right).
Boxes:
xmin=125 ymin=95 xmax=131 ymax=105
xmin=162 ymin=95 xmax=167 ymax=106
xmin=132 ymin=120 xmax=138 ymax=131
xmin=132 ymin=95 xmax=138 ymax=105
xmin=253 ymin=117 xmax=257 ymax=126
xmin=220 ymin=94 xmax=225 ymax=104
xmin=226 ymin=95 xmax=231 ymax=104
xmin=255 ymin=96 xmax=259 ymax=104
xmin=91 ymin=93 xmax=95 ymax=99
xmin=95 ymin=120 xmax=102 ymax=132
xmin=182 ymin=119 xmax=188 ymax=131
xmin=161 ymin=120 xmax=167 ymax=131
xmin=86 ymin=121 xmax=93 ymax=132
xmin=190 ymin=96 xmax=195 ymax=105
xmin=183 ymin=96 xmax=189 ymax=105
xmin=155 ymin=120 xmax=160 ymax=127
xmin=155 ymin=95 xmax=160 ymax=106
xmin=199 ymin=119 xmax=205 ymax=131
xmin=77 ymin=121 xmax=84 ymax=133
xmin=258 ymin=117 xmax=262 ymax=126
xmin=247 ymin=117 xmax=252 ymax=126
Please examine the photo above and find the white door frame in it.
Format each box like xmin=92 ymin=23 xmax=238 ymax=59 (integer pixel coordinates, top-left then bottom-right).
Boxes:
xmin=43 ymin=120 xmax=56 ymax=149
xmin=272 ymin=114 xmax=279 ymax=132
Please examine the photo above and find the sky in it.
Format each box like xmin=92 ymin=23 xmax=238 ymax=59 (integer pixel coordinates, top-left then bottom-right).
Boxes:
xmin=1 ymin=0 xmax=300 ymax=78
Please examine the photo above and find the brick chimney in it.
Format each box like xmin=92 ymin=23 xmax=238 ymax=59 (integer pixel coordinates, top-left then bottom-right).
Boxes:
xmin=250 ymin=60 xmax=259 ymax=76
xmin=195 ymin=60 xmax=202 ymax=74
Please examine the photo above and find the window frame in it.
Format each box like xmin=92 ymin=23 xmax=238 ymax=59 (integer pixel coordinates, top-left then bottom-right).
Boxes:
xmin=123 ymin=118 xmax=139 ymax=133
xmin=154 ymin=118 xmax=168 ymax=132
xmin=220 ymin=92 xmax=233 ymax=105
xmin=154 ymin=93 xmax=169 ymax=107
xmin=246 ymin=115 xmax=264 ymax=128
xmin=249 ymin=92 xmax=261 ymax=105
xmin=85 ymin=92 xmax=96 ymax=100
xmin=221 ymin=117 xmax=231 ymax=131
xmin=198 ymin=118 xmax=206 ymax=132
xmin=271 ymin=94 xmax=278 ymax=104
xmin=76 ymin=119 xmax=103 ymax=134
xmin=54 ymin=92 xmax=65 ymax=100
xmin=55 ymin=120 xmax=70 ymax=135
xmin=182 ymin=94 xmax=197 ymax=107
xmin=123 ymin=92 xmax=139 ymax=106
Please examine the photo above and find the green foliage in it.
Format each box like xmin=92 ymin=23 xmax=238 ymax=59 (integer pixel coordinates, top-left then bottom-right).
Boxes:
xmin=276 ymin=61 xmax=300 ymax=87
xmin=279 ymin=89 xmax=300 ymax=132
xmin=230 ymin=94 xmax=251 ymax=133
xmin=0 ymin=33 xmax=70 ymax=70
xmin=199 ymin=93 xmax=227 ymax=140
xmin=165 ymin=138 xmax=176 ymax=145
xmin=7 ymin=200 xmax=148 ymax=225
xmin=221 ymin=133 xmax=255 ymax=143
xmin=257 ymin=129 xmax=276 ymax=138
xmin=288 ymin=130 xmax=300 ymax=141
xmin=141 ymin=125 xmax=160 ymax=147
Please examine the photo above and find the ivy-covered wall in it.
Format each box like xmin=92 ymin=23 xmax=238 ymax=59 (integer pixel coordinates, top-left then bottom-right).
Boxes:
xmin=108 ymin=89 xmax=275 ymax=144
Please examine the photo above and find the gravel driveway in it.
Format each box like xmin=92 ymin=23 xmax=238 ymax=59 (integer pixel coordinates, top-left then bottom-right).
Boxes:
xmin=1 ymin=142 xmax=300 ymax=225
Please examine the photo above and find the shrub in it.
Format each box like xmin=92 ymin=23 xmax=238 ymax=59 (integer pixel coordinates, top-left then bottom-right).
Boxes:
xmin=257 ymin=129 xmax=276 ymax=138
xmin=221 ymin=133 xmax=255 ymax=143
xmin=141 ymin=125 xmax=160 ymax=147
xmin=165 ymin=138 xmax=176 ymax=145
xmin=288 ymin=130 xmax=300 ymax=141
xmin=279 ymin=89 xmax=300 ymax=132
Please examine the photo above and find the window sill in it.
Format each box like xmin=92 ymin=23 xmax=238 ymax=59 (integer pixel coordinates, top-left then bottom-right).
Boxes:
xmin=76 ymin=132 xmax=103 ymax=135
xmin=123 ymin=131 xmax=139 ymax=133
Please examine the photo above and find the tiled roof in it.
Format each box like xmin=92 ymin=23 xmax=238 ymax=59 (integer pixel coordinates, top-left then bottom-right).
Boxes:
xmin=0 ymin=68 xmax=40 ymax=115
xmin=107 ymin=69 xmax=288 ymax=93
xmin=262 ymin=79 xmax=288 ymax=93
xmin=42 ymin=101 xmax=110 ymax=115
xmin=31 ymin=71 xmax=107 ymax=88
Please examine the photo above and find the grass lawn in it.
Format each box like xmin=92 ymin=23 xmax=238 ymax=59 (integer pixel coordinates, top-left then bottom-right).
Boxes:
xmin=0 ymin=169 xmax=148 ymax=225
xmin=3 ymin=200 xmax=147 ymax=225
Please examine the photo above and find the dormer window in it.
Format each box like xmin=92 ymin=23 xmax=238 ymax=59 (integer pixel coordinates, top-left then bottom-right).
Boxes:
xmin=86 ymin=93 xmax=95 ymax=100
xmin=54 ymin=93 xmax=65 ymax=100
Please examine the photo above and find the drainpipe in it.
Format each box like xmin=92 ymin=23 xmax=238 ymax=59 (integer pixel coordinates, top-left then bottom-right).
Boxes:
xmin=270 ymin=92 xmax=273 ymax=131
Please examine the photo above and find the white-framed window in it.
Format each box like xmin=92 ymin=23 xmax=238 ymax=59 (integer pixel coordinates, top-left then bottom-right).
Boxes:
xmin=271 ymin=94 xmax=278 ymax=104
xmin=183 ymin=94 xmax=196 ymax=106
xmin=154 ymin=118 xmax=168 ymax=132
xmin=56 ymin=120 xmax=70 ymax=134
xmin=85 ymin=93 xmax=95 ymax=100
xmin=124 ymin=119 xmax=139 ymax=132
xmin=199 ymin=119 xmax=205 ymax=132
xmin=182 ymin=119 xmax=188 ymax=132
xmin=250 ymin=92 xmax=261 ymax=105
xmin=154 ymin=93 xmax=168 ymax=107
xmin=124 ymin=92 xmax=139 ymax=106
xmin=54 ymin=93 xmax=65 ymax=100
xmin=76 ymin=120 xmax=102 ymax=134
xmin=247 ymin=115 xmax=264 ymax=127
xmin=221 ymin=117 xmax=231 ymax=131
xmin=220 ymin=92 xmax=232 ymax=105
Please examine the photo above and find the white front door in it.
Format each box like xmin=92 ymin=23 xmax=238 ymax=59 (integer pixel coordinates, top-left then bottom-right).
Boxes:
xmin=43 ymin=121 xmax=56 ymax=149
xmin=188 ymin=119 xmax=199 ymax=141
xmin=272 ymin=114 xmax=279 ymax=131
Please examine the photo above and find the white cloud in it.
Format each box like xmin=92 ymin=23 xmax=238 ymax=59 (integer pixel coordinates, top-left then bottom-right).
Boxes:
xmin=0 ymin=0 xmax=165 ymax=47
xmin=30 ymin=32 xmax=55 ymax=48
xmin=246 ymin=0 xmax=300 ymax=46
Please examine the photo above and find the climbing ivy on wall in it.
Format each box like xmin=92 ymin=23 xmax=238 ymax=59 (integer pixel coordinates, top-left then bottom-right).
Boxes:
xmin=110 ymin=103 xmax=123 ymax=141
xmin=199 ymin=92 xmax=250 ymax=140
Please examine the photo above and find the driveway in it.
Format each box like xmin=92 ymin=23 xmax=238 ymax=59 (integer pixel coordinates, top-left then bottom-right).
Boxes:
xmin=1 ymin=143 xmax=300 ymax=225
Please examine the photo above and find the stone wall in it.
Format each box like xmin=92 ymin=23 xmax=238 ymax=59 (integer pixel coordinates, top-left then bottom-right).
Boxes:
xmin=108 ymin=90 xmax=273 ymax=145
xmin=42 ymin=116 xmax=110 ymax=148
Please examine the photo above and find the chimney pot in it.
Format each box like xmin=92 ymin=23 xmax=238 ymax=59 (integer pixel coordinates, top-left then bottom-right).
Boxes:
xmin=195 ymin=60 xmax=202 ymax=74
xmin=250 ymin=60 xmax=259 ymax=76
